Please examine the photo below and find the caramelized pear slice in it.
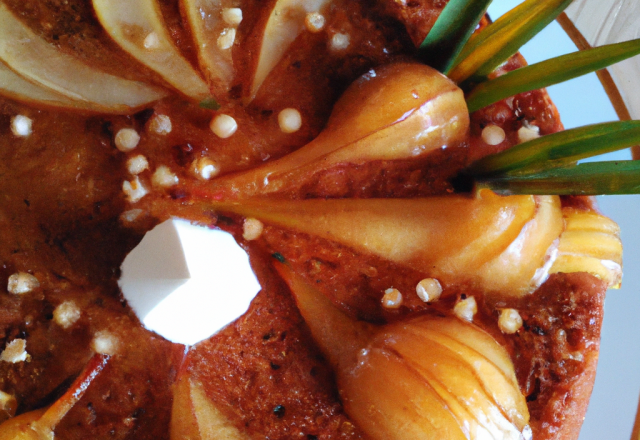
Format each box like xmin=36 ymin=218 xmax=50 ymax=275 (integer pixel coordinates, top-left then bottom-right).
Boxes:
xmin=473 ymin=195 xmax=564 ymax=297
xmin=0 ymin=4 xmax=166 ymax=113
xmin=212 ymin=191 xmax=542 ymax=293
xmin=214 ymin=63 xmax=468 ymax=198
xmin=171 ymin=375 xmax=248 ymax=440
xmin=181 ymin=0 xmax=234 ymax=91
xmin=93 ymin=0 xmax=210 ymax=100
xmin=250 ymin=0 xmax=332 ymax=99
xmin=276 ymin=265 xmax=530 ymax=440
xmin=549 ymin=208 xmax=623 ymax=287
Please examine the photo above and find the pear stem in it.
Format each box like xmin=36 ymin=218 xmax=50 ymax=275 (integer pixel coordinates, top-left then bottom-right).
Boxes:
xmin=31 ymin=354 xmax=109 ymax=437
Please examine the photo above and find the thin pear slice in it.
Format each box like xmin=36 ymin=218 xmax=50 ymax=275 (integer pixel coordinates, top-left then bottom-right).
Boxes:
xmin=213 ymin=63 xmax=468 ymax=199
xmin=250 ymin=0 xmax=333 ymax=99
xmin=212 ymin=191 xmax=540 ymax=293
xmin=0 ymin=4 xmax=166 ymax=113
xmin=0 ymin=61 xmax=86 ymax=111
xmin=0 ymin=60 xmax=144 ymax=113
xmin=93 ymin=0 xmax=210 ymax=101
xmin=181 ymin=0 xmax=234 ymax=91
xmin=171 ymin=375 xmax=249 ymax=440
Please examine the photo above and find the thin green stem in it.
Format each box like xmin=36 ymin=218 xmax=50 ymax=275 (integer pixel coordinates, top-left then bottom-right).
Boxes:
xmin=418 ymin=0 xmax=493 ymax=73
xmin=469 ymin=121 xmax=640 ymax=176
xmin=466 ymin=38 xmax=640 ymax=113
xmin=477 ymin=161 xmax=640 ymax=195
xmin=448 ymin=0 xmax=572 ymax=83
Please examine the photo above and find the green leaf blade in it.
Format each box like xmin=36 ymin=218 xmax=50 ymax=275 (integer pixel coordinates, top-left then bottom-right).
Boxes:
xmin=449 ymin=0 xmax=572 ymax=83
xmin=466 ymin=38 xmax=640 ymax=113
xmin=477 ymin=161 xmax=640 ymax=195
xmin=199 ymin=98 xmax=221 ymax=111
xmin=419 ymin=0 xmax=493 ymax=73
xmin=469 ymin=121 xmax=640 ymax=176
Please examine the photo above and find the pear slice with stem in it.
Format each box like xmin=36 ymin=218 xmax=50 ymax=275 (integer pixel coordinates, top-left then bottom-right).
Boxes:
xmin=275 ymin=264 xmax=530 ymax=440
xmin=250 ymin=0 xmax=332 ymax=99
xmin=210 ymin=63 xmax=468 ymax=199
xmin=0 ymin=354 xmax=108 ymax=440
xmin=93 ymin=0 xmax=210 ymax=101
xmin=180 ymin=0 xmax=235 ymax=91
xmin=0 ymin=4 xmax=166 ymax=114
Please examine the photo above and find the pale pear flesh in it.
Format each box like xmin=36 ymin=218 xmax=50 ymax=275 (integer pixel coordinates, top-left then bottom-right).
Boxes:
xmin=0 ymin=4 xmax=167 ymax=113
xmin=93 ymin=0 xmax=210 ymax=101
xmin=181 ymin=0 xmax=235 ymax=91
xmin=170 ymin=375 xmax=249 ymax=440
xmin=250 ymin=0 xmax=332 ymax=99
xmin=0 ymin=61 xmax=98 ymax=112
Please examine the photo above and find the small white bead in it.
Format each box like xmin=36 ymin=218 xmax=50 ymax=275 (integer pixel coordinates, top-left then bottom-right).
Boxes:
xmin=330 ymin=33 xmax=350 ymax=51
xmin=53 ymin=301 xmax=82 ymax=329
xmin=7 ymin=272 xmax=40 ymax=295
xmin=454 ymin=296 xmax=477 ymax=322
xmin=191 ymin=158 xmax=220 ymax=180
xmin=278 ymin=108 xmax=302 ymax=133
xmin=222 ymin=8 xmax=243 ymax=26
xmin=415 ymin=278 xmax=442 ymax=303
xmin=127 ymin=155 xmax=149 ymax=175
xmin=481 ymin=125 xmax=506 ymax=146
xmin=517 ymin=124 xmax=540 ymax=143
xmin=210 ymin=114 xmax=238 ymax=138
xmin=305 ymin=12 xmax=325 ymax=33
xmin=122 ymin=176 xmax=148 ymax=203
xmin=120 ymin=209 xmax=144 ymax=224
xmin=381 ymin=288 xmax=403 ymax=309
xmin=11 ymin=115 xmax=33 ymax=137
xmin=498 ymin=308 xmax=523 ymax=334
xmin=243 ymin=218 xmax=264 ymax=241
xmin=91 ymin=331 xmax=119 ymax=356
xmin=149 ymin=114 xmax=172 ymax=135
xmin=152 ymin=166 xmax=179 ymax=188
xmin=0 ymin=339 xmax=28 ymax=363
xmin=217 ymin=28 xmax=236 ymax=50
xmin=143 ymin=32 xmax=161 ymax=50
xmin=115 ymin=128 xmax=141 ymax=152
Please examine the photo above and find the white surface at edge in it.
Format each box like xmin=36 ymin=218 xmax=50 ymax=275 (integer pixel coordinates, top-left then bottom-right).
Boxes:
xmin=487 ymin=2 xmax=639 ymax=439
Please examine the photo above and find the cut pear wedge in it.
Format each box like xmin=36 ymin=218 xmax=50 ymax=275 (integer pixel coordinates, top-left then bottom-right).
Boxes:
xmin=212 ymin=63 xmax=468 ymax=199
xmin=93 ymin=0 xmax=210 ymax=101
xmin=171 ymin=375 xmax=248 ymax=440
xmin=0 ymin=4 xmax=166 ymax=113
xmin=0 ymin=61 xmax=90 ymax=111
xmin=250 ymin=0 xmax=332 ymax=99
xmin=207 ymin=192 xmax=562 ymax=295
xmin=181 ymin=0 xmax=234 ymax=91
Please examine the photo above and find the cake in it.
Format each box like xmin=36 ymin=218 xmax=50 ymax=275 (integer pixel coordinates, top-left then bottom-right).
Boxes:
xmin=0 ymin=1 xmax=627 ymax=439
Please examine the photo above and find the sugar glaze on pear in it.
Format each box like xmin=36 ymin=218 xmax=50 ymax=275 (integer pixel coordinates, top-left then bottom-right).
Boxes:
xmin=207 ymin=62 xmax=469 ymax=199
